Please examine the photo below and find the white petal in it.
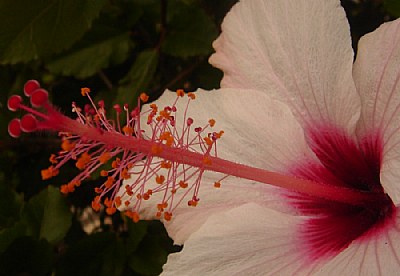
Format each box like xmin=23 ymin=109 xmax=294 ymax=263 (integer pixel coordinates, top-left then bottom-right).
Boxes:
xmin=145 ymin=88 xmax=316 ymax=172
xmin=122 ymin=88 xmax=313 ymax=243
xmin=353 ymin=19 xmax=400 ymax=203
xmin=313 ymin=207 xmax=400 ymax=275
xmin=161 ymin=203 xmax=316 ymax=276
xmin=158 ymin=177 xmax=289 ymax=245
xmin=210 ymin=0 xmax=360 ymax=131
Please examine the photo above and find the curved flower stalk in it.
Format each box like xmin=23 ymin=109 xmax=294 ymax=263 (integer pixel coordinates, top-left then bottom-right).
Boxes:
xmin=6 ymin=0 xmax=400 ymax=274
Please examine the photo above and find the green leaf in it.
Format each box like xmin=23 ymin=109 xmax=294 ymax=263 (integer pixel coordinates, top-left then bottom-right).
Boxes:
xmin=22 ymin=186 xmax=72 ymax=244
xmin=0 ymin=180 xmax=23 ymax=228
xmin=115 ymin=49 xmax=158 ymax=106
xmin=0 ymin=237 xmax=54 ymax=276
xmin=0 ymin=0 xmax=106 ymax=64
xmin=128 ymin=235 xmax=169 ymax=275
xmin=125 ymin=220 xmax=148 ymax=255
xmin=56 ymin=232 xmax=126 ymax=276
xmin=47 ymin=26 xmax=132 ymax=79
xmin=385 ymin=0 xmax=400 ymax=17
xmin=162 ymin=2 xmax=218 ymax=58
xmin=0 ymin=221 xmax=26 ymax=253
xmin=128 ymin=221 xmax=178 ymax=275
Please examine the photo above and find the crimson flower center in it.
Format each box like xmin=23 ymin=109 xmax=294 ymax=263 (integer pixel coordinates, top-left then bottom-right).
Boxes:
xmin=288 ymin=125 xmax=396 ymax=261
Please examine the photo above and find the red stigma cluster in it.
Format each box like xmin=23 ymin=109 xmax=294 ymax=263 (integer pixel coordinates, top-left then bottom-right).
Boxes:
xmin=8 ymin=80 xmax=226 ymax=222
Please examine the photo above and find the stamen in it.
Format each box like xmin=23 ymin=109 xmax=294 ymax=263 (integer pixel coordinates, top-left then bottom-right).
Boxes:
xmin=7 ymin=80 xmax=385 ymax=222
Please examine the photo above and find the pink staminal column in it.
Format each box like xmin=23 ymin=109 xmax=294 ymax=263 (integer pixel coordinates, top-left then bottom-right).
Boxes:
xmin=7 ymin=80 xmax=389 ymax=224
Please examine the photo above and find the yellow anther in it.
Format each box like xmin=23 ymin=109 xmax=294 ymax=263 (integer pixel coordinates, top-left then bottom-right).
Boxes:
xmin=81 ymin=87 xmax=91 ymax=96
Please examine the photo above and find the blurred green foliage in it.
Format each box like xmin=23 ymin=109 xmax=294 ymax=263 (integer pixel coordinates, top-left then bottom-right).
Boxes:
xmin=0 ymin=0 xmax=397 ymax=275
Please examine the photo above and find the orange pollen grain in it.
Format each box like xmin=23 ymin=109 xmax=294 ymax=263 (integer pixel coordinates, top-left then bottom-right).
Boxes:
xmin=164 ymin=212 xmax=172 ymax=221
xmin=60 ymin=184 xmax=70 ymax=194
xmin=161 ymin=161 xmax=172 ymax=169
xmin=214 ymin=182 xmax=221 ymax=188
xmin=179 ymin=181 xmax=188 ymax=188
xmin=143 ymin=193 xmax=150 ymax=200
xmin=104 ymin=197 xmax=112 ymax=208
xmin=159 ymin=110 xmax=170 ymax=119
xmin=112 ymin=158 xmax=121 ymax=169
xmin=122 ymin=125 xmax=133 ymax=135
xmin=106 ymin=207 xmax=117 ymax=215
xmin=81 ymin=87 xmax=91 ymax=96
xmin=150 ymin=103 xmax=158 ymax=112
xmin=61 ymin=140 xmax=75 ymax=152
xmin=151 ymin=144 xmax=162 ymax=155
xmin=100 ymin=170 xmax=108 ymax=177
xmin=121 ymin=169 xmax=131 ymax=180
xmin=208 ymin=119 xmax=216 ymax=127
xmin=99 ymin=152 xmax=111 ymax=164
xmin=188 ymin=200 xmax=198 ymax=207
xmin=76 ymin=152 xmax=91 ymax=170
xmin=176 ymin=89 xmax=185 ymax=97
xmin=132 ymin=212 xmax=140 ymax=223
xmin=115 ymin=196 xmax=122 ymax=207
xmin=203 ymin=156 xmax=212 ymax=165
xmin=204 ymin=137 xmax=213 ymax=146
xmin=215 ymin=130 xmax=224 ymax=139
xmin=104 ymin=177 xmax=115 ymax=188
xmin=41 ymin=166 xmax=59 ymax=180
xmin=156 ymin=175 xmax=165 ymax=184
xmin=187 ymin=92 xmax=196 ymax=100
xmin=140 ymin=93 xmax=149 ymax=103
xmin=49 ymin=154 xmax=58 ymax=164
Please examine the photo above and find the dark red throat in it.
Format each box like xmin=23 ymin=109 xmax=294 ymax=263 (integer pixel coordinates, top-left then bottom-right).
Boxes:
xmin=288 ymin=125 xmax=396 ymax=261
